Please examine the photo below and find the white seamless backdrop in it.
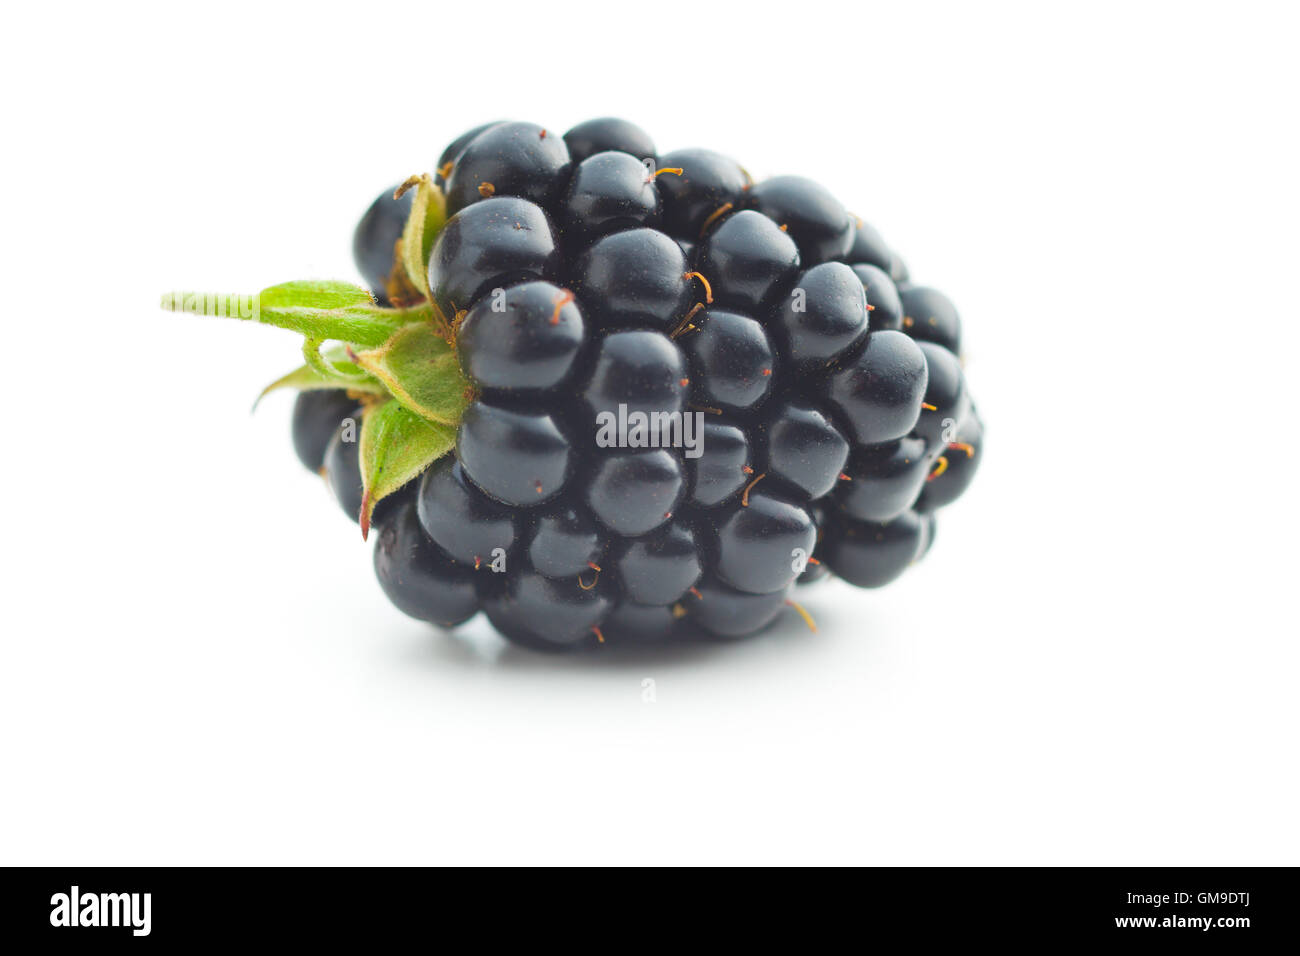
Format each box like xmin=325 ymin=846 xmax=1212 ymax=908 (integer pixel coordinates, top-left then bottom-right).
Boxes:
xmin=0 ymin=0 xmax=1296 ymax=865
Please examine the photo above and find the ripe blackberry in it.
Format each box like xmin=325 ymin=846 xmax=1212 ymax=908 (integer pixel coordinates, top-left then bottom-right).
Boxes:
xmin=167 ymin=117 xmax=984 ymax=653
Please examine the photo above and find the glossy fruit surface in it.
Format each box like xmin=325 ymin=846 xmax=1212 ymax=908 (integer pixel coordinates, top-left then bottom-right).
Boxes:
xmin=851 ymin=263 xmax=904 ymax=333
xmin=585 ymin=450 xmax=683 ymax=536
xmin=760 ymin=401 xmax=850 ymax=501
xmin=655 ymin=148 xmax=750 ymax=237
xmin=456 ymin=280 xmax=585 ymax=393
xmin=685 ymin=421 xmax=750 ymax=507
xmin=712 ymin=493 xmax=816 ymax=594
xmin=428 ymin=196 xmax=561 ymax=319
xmin=679 ymin=310 xmax=774 ymax=413
xmin=915 ymin=415 xmax=984 ymax=513
xmin=836 ymin=436 xmax=932 ymax=523
xmin=742 ymin=175 xmax=854 ymax=265
xmin=771 ymin=261 xmax=868 ymax=372
xmin=571 ymin=227 xmax=692 ymax=331
xmin=822 ymin=509 xmax=931 ymax=588
xmin=527 ymin=505 xmax=606 ymax=578
xmin=434 ymin=121 xmax=503 ymax=186
xmin=373 ymin=496 xmax=479 ymax=626
xmin=416 ymin=458 xmax=520 ymax=566
xmin=292 ymin=389 xmax=360 ymax=472
xmin=456 ymin=401 xmax=572 ymax=505
xmin=613 ymin=520 xmax=702 ymax=604
xmin=901 ymin=285 xmax=962 ymax=354
xmin=826 ymin=329 xmax=929 ymax=445
xmin=352 ymin=186 xmax=413 ymax=304
xmin=444 ymin=121 xmax=571 ymax=216
xmin=582 ymin=330 xmax=686 ymax=421
xmin=560 ymin=150 xmax=661 ymax=242
xmin=480 ymin=565 xmax=611 ymax=651
xmin=563 ymin=117 xmax=656 ymax=164
xmin=688 ymin=576 xmax=791 ymax=638
xmin=696 ymin=209 xmax=801 ymax=313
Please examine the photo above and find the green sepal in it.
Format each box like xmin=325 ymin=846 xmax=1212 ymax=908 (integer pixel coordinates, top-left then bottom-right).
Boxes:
xmin=393 ymin=174 xmax=447 ymax=301
xmin=255 ymin=345 xmax=386 ymax=407
xmin=351 ymin=322 xmax=471 ymax=426
xmin=160 ymin=281 xmax=424 ymax=347
xmin=358 ymin=398 xmax=456 ymax=538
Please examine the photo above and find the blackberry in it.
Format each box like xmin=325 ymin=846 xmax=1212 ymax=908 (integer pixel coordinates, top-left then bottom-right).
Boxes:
xmin=167 ymin=117 xmax=985 ymax=653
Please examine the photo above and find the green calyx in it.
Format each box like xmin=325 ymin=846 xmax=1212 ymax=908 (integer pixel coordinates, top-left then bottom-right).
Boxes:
xmin=160 ymin=175 xmax=468 ymax=536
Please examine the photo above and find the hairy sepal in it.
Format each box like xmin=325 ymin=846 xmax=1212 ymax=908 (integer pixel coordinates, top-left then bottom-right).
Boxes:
xmin=358 ymin=398 xmax=456 ymax=538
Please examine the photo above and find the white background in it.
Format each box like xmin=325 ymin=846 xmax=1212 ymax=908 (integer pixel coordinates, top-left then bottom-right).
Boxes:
xmin=2 ymin=1 xmax=1297 ymax=865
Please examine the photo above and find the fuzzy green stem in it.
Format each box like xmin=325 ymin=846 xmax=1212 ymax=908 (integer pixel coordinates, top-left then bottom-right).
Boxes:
xmin=159 ymin=289 xmax=428 ymax=348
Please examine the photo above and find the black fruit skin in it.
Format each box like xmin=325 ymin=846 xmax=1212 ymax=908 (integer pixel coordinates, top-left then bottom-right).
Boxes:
xmin=689 ymin=576 xmax=791 ymax=639
xmin=656 ymin=148 xmax=750 ymax=237
xmin=796 ymin=503 xmax=830 ymax=585
xmin=292 ymin=390 xmax=360 ymax=472
xmin=826 ymin=329 xmax=929 ymax=446
xmin=836 ymin=436 xmax=932 ymax=523
xmin=771 ymin=261 xmax=869 ymax=373
xmin=696 ymin=209 xmax=801 ymax=313
xmin=321 ymin=415 xmax=405 ymax=528
xmin=571 ymin=227 xmax=693 ymax=331
xmin=585 ymin=450 xmax=684 ymax=537
xmin=527 ymin=505 xmax=606 ymax=578
xmin=563 ymin=117 xmax=656 ymax=164
xmin=374 ymin=496 xmax=479 ymax=627
xmin=679 ymin=310 xmax=775 ymax=413
xmin=602 ymin=600 xmax=681 ymax=642
xmin=456 ymin=402 xmax=572 ymax=506
xmin=912 ymin=341 xmax=970 ymax=449
xmin=456 ymin=280 xmax=585 ymax=393
xmin=843 ymin=220 xmax=892 ymax=272
xmin=901 ymin=285 xmax=962 ymax=354
xmin=435 ymin=121 xmax=504 ymax=186
xmin=345 ymin=120 xmax=983 ymax=650
xmin=915 ymin=415 xmax=983 ymax=513
xmin=416 ymin=458 xmax=520 ymax=566
xmin=582 ymin=330 xmax=687 ymax=421
xmin=353 ymin=185 xmax=413 ymax=304
xmin=613 ymin=519 xmax=702 ymax=605
xmin=429 ymin=197 xmax=561 ymax=320
xmin=480 ymin=565 xmax=611 ymax=651
xmin=322 ymin=414 xmax=364 ymax=522
xmin=711 ymin=493 xmax=817 ymax=595
xmin=741 ymin=175 xmax=854 ymax=266
xmin=822 ymin=509 xmax=932 ymax=588
xmin=760 ymin=401 xmax=850 ymax=501
xmin=443 ymin=121 xmax=572 ymax=217
xmin=560 ymin=151 xmax=661 ymax=243
xmin=850 ymin=263 xmax=904 ymax=333
xmin=686 ymin=421 xmax=751 ymax=508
